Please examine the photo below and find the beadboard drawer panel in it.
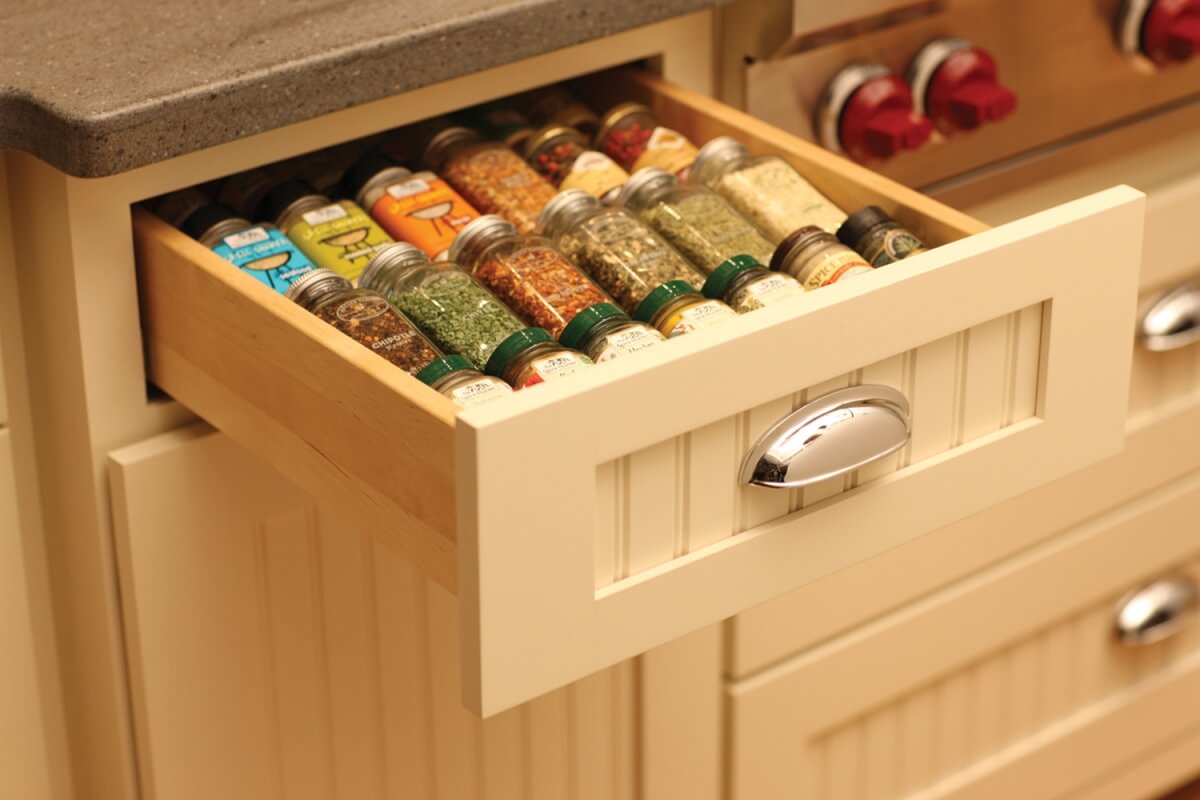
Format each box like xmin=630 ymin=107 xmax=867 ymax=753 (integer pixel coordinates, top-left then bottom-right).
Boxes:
xmin=728 ymin=472 xmax=1200 ymax=800
xmin=133 ymin=70 xmax=1143 ymax=716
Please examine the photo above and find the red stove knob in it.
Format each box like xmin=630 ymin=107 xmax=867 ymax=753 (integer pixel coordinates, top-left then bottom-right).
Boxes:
xmin=816 ymin=63 xmax=933 ymax=163
xmin=907 ymin=38 xmax=1017 ymax=134
xmin=1118 ymin=0 xmax=1200 ymax=65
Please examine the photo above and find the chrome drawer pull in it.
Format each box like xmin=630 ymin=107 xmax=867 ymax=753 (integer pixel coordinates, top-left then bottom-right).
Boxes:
xmin=740 ymin=385 xmax=911 ymax=489
xmin=1139 ymin=282 xmax=1200 ymax=351
xmin=1114 ymin=577 xmax=1198 ymax=646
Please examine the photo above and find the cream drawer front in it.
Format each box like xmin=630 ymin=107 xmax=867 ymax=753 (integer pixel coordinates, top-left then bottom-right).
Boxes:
xmin=729 ymin=472 xmax=1200 ymax=800
xmin=132 ymin=69 xmax=1144 ymax=716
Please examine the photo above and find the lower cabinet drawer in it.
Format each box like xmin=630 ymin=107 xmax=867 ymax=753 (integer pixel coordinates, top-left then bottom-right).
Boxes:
xmin=728 ymin=471 xmax=1200 ymax=799
xmin=132 ymin=68 xmax=1144 ymax=716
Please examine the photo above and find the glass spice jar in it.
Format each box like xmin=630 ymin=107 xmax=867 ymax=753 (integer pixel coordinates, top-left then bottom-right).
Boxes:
xmin=539 ymin=189 xmax=705 ymax=315
xmin=690 ymin=136 xmax=848 ymax=242
xmin=342 ymin=153 xmax=479 ymax=260
xmin=181 ymin=203 xmax=316 ymax=294
xmin=558 ymin=302 xmax=666 ymax=362
xmin=285 ymin=269 xmax=442 ymax=376
xmin=359 ymin=243 xmax=526 ymax=371
xmin=416 ymin=354 xmax=513 ymax=407
xmin=701 ymin=254 xmax=804 ymax=314
xmin=770 ymin=225 xmax=874 ymax=290
xmin=619 ymin=168 xmax=776 ymax=274
xmin=259 ymin=180 xmax=394 ymax=282
xmin=422 ymin=126 xmax=557 ymax=234
xmin=634 ymin=279 xmax=738 ymax=338
xmin=595 ymin=103 xmax=699 ymax=178
xmin=449 ymin=215 xmax=611 ymax=339
xmin=517 ymin=86 xmax=601 ymax=139
xmin=486 ymin=327 xmax=594 ymax=390
xmin=523 ymin=125 xmax=630 ymax=203
xmin=836 ymin=205 xmax=927 ymax=267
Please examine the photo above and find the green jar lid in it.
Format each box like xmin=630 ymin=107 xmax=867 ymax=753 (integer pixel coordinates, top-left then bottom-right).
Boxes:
xmin=701 ymin=254 xmax=763 ymax=300
xmin=558 ymin=302 xmax=626 ymax=350
xmin=416 ymin=354 xmax=474 ymax=387
xmin=484 ymin=327 xmax=553 ymax=377
xmin=633 ymin=279 xmax=698 ymax=324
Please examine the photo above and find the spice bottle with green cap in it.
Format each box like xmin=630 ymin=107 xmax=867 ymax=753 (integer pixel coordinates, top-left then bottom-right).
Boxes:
xmin=702 ymin=254 xmax=804 ymax=314
xmin=836 ymin=205 xmax=927 ymax=267
xmin=690 ymin=136 xmax=847 ymax=242
xmin=619 ymin=168 xmax=775 ymax=274
xmin=286 ymin=269 xmax=442 ymax=376
xmin=595 ymin=103 xmax=699 ymax=178
xmin=449 ymin=215 xmax=611 ymax=339
xmin=486 ymin=327 xmax=594 ymax=390
xmin=559 ymin=302 xmax=665 ymax=362
xmin=417 ymin=354 xmax=512 ymax=407
xmin=634 ymin=279 xmax=737 ymax=338
xmin=539 ymin=189 xmax=705 ymax=314
xmin=770 ymin=225 xmax=874 ymax=291
xmin=342 ymin=153 xmax=479 ymax=260
xmin=180 ymin=203 xmax=316 ymax=294
xmin=260 ymin=179 xmax=394 ymax=281
xmin=523 ymin=125 xmax=629 ymax=203
xmin=423 ymin=126 xmax=556 ymax=234
xmin=359 ymin=243 xmax=525 ymax=370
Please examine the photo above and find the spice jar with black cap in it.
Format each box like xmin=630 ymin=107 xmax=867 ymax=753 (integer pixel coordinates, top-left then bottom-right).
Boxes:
xmin=770 ymin=225 xmax=874 ymax=291
xmin=180 ymin=202 xmax=316 ymax=294
xmin=701 ymin=254 xmax=804 ymax=314
xmin=836 ymin=205 xmax=927 ymax=267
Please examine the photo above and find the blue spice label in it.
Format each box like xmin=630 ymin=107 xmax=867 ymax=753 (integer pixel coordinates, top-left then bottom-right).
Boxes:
xmin=212 ymin=226 xmax=316 ymax=293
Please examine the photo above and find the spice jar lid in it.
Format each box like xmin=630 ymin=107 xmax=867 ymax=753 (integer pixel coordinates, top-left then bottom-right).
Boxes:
xmin=448 ymin=214 xmax=518 ymax=265
xmin=558 ymin=302 xmax=626 ymax=350
xmin=523 ymin=125 xmax=588 ymax=160
xmin=687 ymin=136 xmax=749 ymax=186
xmin=485 ymin=327 xmax=554 ymax=377
xmin=701 ymin=254 xmax=764 ymax=300
xmin=537 ymin=188 xmax=601 ymax=239
xmin=769 ymin=225 xmax=828 ymax=272
xmin=836 ymin=205 xmax=893 ymax=249
xmin=342 ymin=153 xmax=410 ymax=208
xmin=358 ymin=242 xmax=428 ymax=290
xmin=633 ymin=279 xmax=698 ymax=324
xmin=421 ymin=126 xmax=484 ymax=171
xmin=594 ymin=101 xmax=653 ymax=146
xmin=617 ymin=167 xmax=677 ymax=209
xmin=180 ymin=202 xmax=242 ymax=239
xmin=416 ymin=354 xmax=475 ymax=387
xmin=284 ymin=268 xmax=352 ymax=307
xmin=257 ymin=179 xmax=322 ymax=226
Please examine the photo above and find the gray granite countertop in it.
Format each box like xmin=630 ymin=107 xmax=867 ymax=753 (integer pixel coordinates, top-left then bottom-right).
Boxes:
xmin=1 ymin=0 xmax=722 ymax=178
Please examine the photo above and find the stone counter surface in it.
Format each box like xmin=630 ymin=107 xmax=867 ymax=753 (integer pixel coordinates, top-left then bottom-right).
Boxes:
xmin=1 ymin=0 xmax=722 ymax=178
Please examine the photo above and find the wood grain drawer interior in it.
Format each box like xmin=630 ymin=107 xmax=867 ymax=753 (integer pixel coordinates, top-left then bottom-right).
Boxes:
xmin=131 ymin=68 xmax=1144 ymax=716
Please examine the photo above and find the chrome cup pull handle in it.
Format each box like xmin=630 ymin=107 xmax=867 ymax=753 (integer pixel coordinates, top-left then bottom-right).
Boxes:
xmin=1114 ymin=577 xmax=1199 ymax=646
xmin=1139 ymin=282 xmax=1200 ymax=351
xmin=740 ymin=385 xmax=911 ymax=489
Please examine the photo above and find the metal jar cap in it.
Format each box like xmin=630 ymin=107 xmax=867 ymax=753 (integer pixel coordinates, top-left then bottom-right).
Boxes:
xmin=257 ymin=179 xmax=323 ymax=227
xmin=836 ymin=205 xmax=893 ymax=249
xmin=633 ymin=279 xmax=698 ymax=323
xmin=701 ymin=254 xmax=764 ymax=300
xmin=448 ymin=214 xmax=518 ymax=265
xmin=421 ymin=126 xmax=484 ymax=171
xmin=416 ymin=354 xmax=475 ymax=386
xmin=522 ymin=124 xmax=587 ymax=160
xmin=617 ymin=167 xmax=676 ymax=209
xmin=357 ymin=242 xmax=428 ymax=290
xmin=181 ymin=202 xmax=243 ymax=240
xmin=484 ymin=327 xmax=554 ymax=377
xmin=537 ymin=188 xmax=601 ymax=239
xmin=688 ymin=136 xmax=748 ymax=186
xmin=341 ymin=153 xmax=410 ymax=208
xmin=595 ymin=101 xmax=653 ymax=146
xmin=558 ymin=302 xmax=626 ymax=350
xmin=769 ymin=225 xmax=829 ymax=273
xmin=284 ymin=268 xmax=352 ymax=307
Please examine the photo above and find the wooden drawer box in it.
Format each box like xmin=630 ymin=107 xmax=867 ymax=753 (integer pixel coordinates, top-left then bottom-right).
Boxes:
xmin=131 ymin=69 xmax=1144 ymax=716
xmin=728 ymin=469 xmax=1200 ymax=800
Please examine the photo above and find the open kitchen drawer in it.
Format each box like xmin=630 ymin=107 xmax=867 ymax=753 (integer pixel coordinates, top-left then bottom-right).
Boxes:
xmin=131 ymin=69 xmax=1144 ymax=716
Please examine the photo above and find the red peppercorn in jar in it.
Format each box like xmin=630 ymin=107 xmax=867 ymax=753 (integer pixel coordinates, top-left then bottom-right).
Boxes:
xmin=595 ymin=103 xmax=699 ymax=179
xmin=450 ymin=215 xmax=612 ymax=339
xmin=523 ymin=125 xmax=629 ymax=203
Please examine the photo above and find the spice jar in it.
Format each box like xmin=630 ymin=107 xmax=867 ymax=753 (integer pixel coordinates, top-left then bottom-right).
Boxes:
xmin=517 ymin=86 xmax=601 ymax=138
xmin=836 ymin=205 xmax=927 ymax=267
xmin=523 ymin=126 xmax=630 ymax=203
xmin=619 ymin=168 xmax=776 ymax=274
xmin=486 ymin=327 xmax=594 ymax=390
xmin=259 ymin=180 xmax=394 ymax=281
xmin=701 ymin=254 xmax=804 ymax=314
xmin=690 ymin=136 xmax=847 ymax=241
xmin=595 ymin=103 xmax=699 ymax=178
xmin=449 ymin=215 xmax=611 ymax=339
xmin=359 ymin=243 xmax=526 ymax=371
xmin=285 ymin=269 xmax=442 ymax=376
xmin=559 ymin=302 xmax=666 ymax=362
xmin=416 ymin=354 xmax=513 ymax=407
xmin=770 ymin=225 xmax=874 ymax=290
xmin=181 ymin=203 xmax=316 ymax=294
xmin=422 ymin=126 xmax=557 ymax=234
xmin=634 ymin=279 xmax=737 ymax=338
xmin=539 ymin=189 xmax=705 ymax=314
xmin=217 ymin=167 xmax=276 ymax=220
xmin=342 ymin=153 xmax=479 ymax=260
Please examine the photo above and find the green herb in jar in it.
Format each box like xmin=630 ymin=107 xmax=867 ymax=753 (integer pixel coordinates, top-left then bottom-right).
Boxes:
xmin=701 ymin=254 xmax=804 ymax=314
xmin=620 ymin=168 xmax=775 ymax=274
xmin=539 ymin=189 xmax=705 ymax=314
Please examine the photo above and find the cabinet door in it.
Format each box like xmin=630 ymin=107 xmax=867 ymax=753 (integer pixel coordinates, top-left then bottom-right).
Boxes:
xmin=109 ymin=424 xmax=637 ymax=800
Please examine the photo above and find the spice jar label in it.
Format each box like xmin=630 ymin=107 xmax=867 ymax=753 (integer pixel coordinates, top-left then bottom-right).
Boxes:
xmin=313 ymin=295 xmax=440 ymax=376
xmin=560 ymin=152 xmax=628 ymax=199
xmin=372 ymin=172 xmax=479 ymax=258
xmin=451 ymin=378 xmax=511 ymax=407
xmin=748 ymin=274 xmax=804 ymax=301
xmin=595 ymin=326 xmax=666 ymax=361
xmin=872 ymin=230 xmax=926 ymax=266
xmin=632 ymin=128 xmax=698 ymax=177
xmin=798 ymin=251 xmax=873 ymax=291
xmin=286 ymin=201 xmax=394 ymax=281
xmin=667 ymin=300 xmax=737 ymax=337
xmin=302 ymin=204 xmax=350 ymax=225
xmin=521 ymin=351 xmax=592 ymax=388
xmin=212 ymin=226 xmax=317 ymax=293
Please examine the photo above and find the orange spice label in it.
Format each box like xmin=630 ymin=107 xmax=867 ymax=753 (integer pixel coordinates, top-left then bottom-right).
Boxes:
xmin=370 ymin=171 xmax=480 ymax=258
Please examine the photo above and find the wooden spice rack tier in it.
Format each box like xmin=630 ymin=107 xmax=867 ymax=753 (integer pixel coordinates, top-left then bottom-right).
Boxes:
xmin=132 ymin=67 xmax=1145 ymax=716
